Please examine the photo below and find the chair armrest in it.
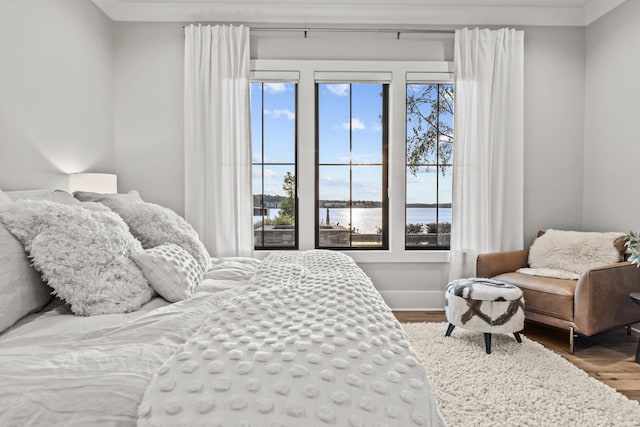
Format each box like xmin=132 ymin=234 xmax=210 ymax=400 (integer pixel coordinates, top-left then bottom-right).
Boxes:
xmin=574 ymin=262 xmax=640 ymax=336
xmin=476 ymin=250 xmax=529 ymax=278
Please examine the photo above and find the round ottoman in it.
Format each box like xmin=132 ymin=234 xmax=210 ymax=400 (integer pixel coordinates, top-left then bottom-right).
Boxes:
xmin=445 ymin=278 xmax=525 ymax=354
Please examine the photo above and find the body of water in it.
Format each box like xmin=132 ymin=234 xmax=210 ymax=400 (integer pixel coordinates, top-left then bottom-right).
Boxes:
xmin=254 ymin=207 xmax=452 ymax=234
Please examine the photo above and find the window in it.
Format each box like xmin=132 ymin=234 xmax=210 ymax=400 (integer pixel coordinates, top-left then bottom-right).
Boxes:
xmin=251 ymin=82 xmax=298 ymax=249
xmin=316 ymin=83 xmax=388 ymax=249
xmin=250 ymin=59 xmax=453 ymax=261
xmin=405 ymin=83 xmax=454 ymax=249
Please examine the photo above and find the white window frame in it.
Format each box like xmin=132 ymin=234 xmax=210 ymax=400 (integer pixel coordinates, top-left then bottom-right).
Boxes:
xmin=251 ymin=59 xmax=453 ymax=264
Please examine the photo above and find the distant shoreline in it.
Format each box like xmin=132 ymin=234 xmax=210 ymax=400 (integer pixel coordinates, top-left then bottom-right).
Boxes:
xmin=254 ymin=195 xmax=451 ymax=210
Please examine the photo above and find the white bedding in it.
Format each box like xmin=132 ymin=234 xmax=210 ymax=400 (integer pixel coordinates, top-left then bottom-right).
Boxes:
xmin=0 ymin=252 xmax=444 ymax=426
xmin=140 ymin=251 xmax=444 ymax=427
xmin=0 ymin=258 xmax=256 ymax=426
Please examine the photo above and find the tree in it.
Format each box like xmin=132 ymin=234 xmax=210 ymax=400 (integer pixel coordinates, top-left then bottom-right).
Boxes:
xmin=406 ymin=223 xmax=424 ymax=234
xmin=406 ymin=84 xmax=454 ymax=176
xmin=278 ymin=172 xmax=295 ymax=219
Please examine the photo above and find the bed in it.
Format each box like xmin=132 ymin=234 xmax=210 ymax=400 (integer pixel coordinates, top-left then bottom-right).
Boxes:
xmin=0 ymin=189 xmax=445 ymax=426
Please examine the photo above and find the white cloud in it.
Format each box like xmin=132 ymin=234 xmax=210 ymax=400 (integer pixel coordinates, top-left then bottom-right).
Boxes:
xmin=320 ymin=175 xmax=349 ymax=186
xmin=326 ymin=84 xmax=349 ymax=96
xmin=252 ymin=168 xmax=279 ymax=179
xmin=264 ymin=83 xmax=287 ymax=94
xmin=265 ymin=108 xmax=295 ymax=120
xmin=351 ymin=153 xmax=376 ymax=163
xmin=340 ymin=118 xmax=365 ymax=131
xmin=371 ymin=122 xmax=383 ymax=132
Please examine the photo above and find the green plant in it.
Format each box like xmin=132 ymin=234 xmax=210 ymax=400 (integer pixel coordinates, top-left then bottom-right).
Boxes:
xmin=627 ymin=231 xmax=640 ymax=266
xmin=254 ymin=214 xmax=295 ymax=229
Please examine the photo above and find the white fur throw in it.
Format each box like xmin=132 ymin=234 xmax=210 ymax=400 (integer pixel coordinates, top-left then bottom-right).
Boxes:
xmin=528 ymin=229 xmax=625 ymax=277
xmin=132 ymin=244 xmax=204 ymax=302
xmin=516 ymin=267 xmax=580 ymax=280
xmin=0 ymin=200 xmax=154 ymax=316
xmin=111 ymin=202 xmax=212 ymax=271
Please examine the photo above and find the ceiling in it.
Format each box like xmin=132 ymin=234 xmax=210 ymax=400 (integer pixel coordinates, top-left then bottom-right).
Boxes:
xmin=91 ymin=0 xmax=626 ymax=26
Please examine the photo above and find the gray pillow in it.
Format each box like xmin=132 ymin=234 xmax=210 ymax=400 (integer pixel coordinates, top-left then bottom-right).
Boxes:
xmin=0 ymin=200 xmax=153 ymax=316
xmin=0 ymin=189 xmax=12 ymax=204
xmin=112 ymin=202 xmax=212 ymax=271
xmin=0 ymin=190 xmax=51 ymax=333
xmin=73 ymin=190 xmax=144 ymax=210
xmin=6 ymin=189 xmax=81 ymax=205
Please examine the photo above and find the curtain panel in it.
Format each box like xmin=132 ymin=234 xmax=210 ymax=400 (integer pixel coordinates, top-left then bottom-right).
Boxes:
xmin=449 ymin=28 xmax=525 ymax=280
xmin=184 ymin=24 xmax=253 ymax=257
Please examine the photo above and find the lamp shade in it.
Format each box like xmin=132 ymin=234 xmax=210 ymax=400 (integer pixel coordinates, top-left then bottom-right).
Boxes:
xmin=68 ymin=173 xmax=117 ymax=193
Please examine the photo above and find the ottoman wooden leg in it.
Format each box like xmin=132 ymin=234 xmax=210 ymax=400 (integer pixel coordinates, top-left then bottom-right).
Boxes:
xmin=484 ymin=333 xmax=492 ymax=354
xmin=445 ymin=323 xmax=455 ymax=337
xmin=514 ymin=332 xmax=522 ymax=343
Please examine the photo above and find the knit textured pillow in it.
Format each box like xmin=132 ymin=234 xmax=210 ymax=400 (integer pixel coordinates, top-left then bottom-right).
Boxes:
xmin=132 ymin=244 xmax=204 ymax=302
xmin=111 ymin=202 xmax=212 ymax=271
xmin=0 ymin=200 xmax=154 ymax=316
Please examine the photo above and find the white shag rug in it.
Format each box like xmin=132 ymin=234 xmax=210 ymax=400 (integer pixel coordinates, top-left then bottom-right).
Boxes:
xmin=402 ymin=322 xmax=640 ymax=427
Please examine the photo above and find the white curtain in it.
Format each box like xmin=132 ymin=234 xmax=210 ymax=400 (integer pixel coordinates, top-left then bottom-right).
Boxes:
xmin=184 ymin=24 xmax=253 ymax=257
xmin=449 ymin=28 xmax=525 ymax=281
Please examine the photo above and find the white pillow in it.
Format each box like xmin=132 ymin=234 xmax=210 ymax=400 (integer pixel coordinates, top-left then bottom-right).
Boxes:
xmin=0 ymin=190 xmax=52 ymax=333
xmin=0 ymin=200 xmax=154 ymax=316
xmin=132 ymin=244 xmax=204 ymax=302
xmin=112 ymin=202 xmax=212 ymax=271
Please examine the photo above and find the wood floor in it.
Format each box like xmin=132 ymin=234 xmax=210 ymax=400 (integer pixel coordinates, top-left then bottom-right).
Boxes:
xmin=394 ymin=311 xmax=640 ymax=403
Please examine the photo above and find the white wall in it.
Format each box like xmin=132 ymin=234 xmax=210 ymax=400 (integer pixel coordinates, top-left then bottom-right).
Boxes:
xmin=583 ymin=0 xmax=640 ymax=232
xmin=522 ymin=26 xmax=585 ymax=245
xmin=114 ymin=23 xmax=185 ymax=215
xmin=0 ymin=0 xmax=114 ymax=191
xmin=112 ymin=24 xmax=586 ymax=308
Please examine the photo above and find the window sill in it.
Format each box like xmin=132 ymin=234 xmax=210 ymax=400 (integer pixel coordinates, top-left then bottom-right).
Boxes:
xmin=253 ymin=249 xmax=450 ymax=264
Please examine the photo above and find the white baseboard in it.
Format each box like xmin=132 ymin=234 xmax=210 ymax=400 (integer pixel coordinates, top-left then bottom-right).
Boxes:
xmin=379 ymin=291 xmax=445 ymax=311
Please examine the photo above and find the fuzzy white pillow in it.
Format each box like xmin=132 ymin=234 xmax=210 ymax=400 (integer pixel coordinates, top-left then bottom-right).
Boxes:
xmin=0 ymin=200 xmax=154 ymax=316
xmin=528 ymin=229 xmax=625 ymax=276
xmin=112 ymin=202 xmax=212 ymax=271
xmin=132 ymin=244 xmax=204 ymax=302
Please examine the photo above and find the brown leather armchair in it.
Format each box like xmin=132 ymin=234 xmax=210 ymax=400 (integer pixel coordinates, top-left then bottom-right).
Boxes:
xmin=476 ymin=237 xmax=640 ymax=353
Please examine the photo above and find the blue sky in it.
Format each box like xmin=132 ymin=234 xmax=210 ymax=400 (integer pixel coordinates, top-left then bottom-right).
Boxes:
xmin=250 ymin=82 xmax=452 ymax=204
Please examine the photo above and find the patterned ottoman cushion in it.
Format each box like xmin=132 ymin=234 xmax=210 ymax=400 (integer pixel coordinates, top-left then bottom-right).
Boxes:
xmin=445 ymin=278 xmax=524 ymax=334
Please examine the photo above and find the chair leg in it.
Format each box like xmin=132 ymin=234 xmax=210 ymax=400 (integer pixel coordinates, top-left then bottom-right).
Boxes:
xmin=445 ymin=323 xmax=455 ymax=337
xmin=628 ymin=324 xmax=632 ymax=336
xmin=569 ymin=327 xmax=575 ymax=354
xmin=484 ymin=333 xmax=492 ymax=354
xmin=513 ymin=332 xmax=522 ymax=343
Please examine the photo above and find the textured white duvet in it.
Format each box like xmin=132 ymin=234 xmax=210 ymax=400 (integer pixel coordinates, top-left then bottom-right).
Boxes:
xmin=139 ymin=251 xmax=444 ymax=426
xmin=0 ymin=252 xmax=444 ymax=427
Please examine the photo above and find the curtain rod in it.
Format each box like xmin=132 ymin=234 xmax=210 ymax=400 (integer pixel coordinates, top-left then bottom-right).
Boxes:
xmin=182 ymin=25 xmax=454 ymax=38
